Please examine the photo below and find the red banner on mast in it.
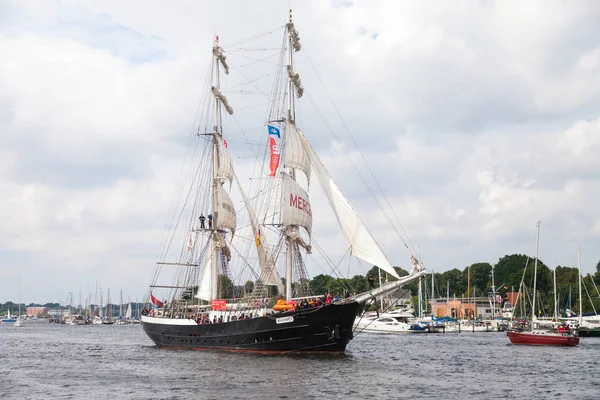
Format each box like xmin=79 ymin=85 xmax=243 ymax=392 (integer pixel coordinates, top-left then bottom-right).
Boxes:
xmin=269 ymin=136 xmax=280 ymax=177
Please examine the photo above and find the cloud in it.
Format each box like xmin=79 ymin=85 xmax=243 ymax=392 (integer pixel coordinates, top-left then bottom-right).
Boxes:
xmin=1 ymin=0 xmax=600 ymax=303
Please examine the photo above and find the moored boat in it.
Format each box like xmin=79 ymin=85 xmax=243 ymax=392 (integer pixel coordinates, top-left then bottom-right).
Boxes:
xmin=1 ymin=309 xmax=16 ymax=323
xmin=507 ymin=222 xmax=579 ymax=346
xmin=507 ymin=330 xmax=579 ymax=346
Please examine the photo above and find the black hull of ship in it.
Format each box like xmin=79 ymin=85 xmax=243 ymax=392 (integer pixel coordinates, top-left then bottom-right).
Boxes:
xmin=142 ymin=301 xmax=360 ymax=353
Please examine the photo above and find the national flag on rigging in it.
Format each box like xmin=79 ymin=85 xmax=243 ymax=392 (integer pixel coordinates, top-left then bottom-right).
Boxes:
xmin=223 ymin=139 xmax=228 ymax=148
xmin=150 ymin=291 xmax=163 ymax=308
xmin=268 ymin=136 xmax=280 ymax=177
xmin=256 ymin=229 xmax=261 ymax=247
xmin=267 ymin=124 xmax=280 ymax=138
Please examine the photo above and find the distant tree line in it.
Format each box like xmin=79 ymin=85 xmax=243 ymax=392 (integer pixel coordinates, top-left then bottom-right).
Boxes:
xmin=4 ymin=254 xmax=600 ymax=315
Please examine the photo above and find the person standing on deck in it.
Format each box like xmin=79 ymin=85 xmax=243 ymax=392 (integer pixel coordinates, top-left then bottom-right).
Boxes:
xmin=208 ymin=214 xmax=213 ymax=229
xmin=368 ymin=274 xmax=375 ymax=290
xmin=199 ymin=214 xmax=206 ymax=229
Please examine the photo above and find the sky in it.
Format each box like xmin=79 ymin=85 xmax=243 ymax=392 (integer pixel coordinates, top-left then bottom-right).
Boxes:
xmin=1 ymin=0 xmax=600 ymax=304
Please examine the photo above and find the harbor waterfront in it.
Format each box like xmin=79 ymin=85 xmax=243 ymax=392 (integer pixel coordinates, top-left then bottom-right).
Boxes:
xmin=2 ymin=321 xmax=599 ymax=399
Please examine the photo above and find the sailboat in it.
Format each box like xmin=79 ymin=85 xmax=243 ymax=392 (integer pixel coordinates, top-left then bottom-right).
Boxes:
xmin=92 ymin=288 xmax=103 ymax=325
xmin=14 ymin=273 xmax=24 ymax=327
xmin=1 ymin=308 xmax=16 ymax=323
xmin=507 ymin=222 xmax=579 ymax=346
xmin=141 ymin=12 xmax=426 ymax=353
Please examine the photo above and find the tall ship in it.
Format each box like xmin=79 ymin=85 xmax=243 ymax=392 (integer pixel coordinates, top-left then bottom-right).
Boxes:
xmin=141 ymin=12 xmax=427 ymax=353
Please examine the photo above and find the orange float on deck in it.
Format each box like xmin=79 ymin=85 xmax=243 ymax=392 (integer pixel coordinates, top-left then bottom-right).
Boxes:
xmin=272 ymin=299 xmax=296 ymax=312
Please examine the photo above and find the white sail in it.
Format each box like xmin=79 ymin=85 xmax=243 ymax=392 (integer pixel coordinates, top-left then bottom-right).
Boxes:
xmin=215 ymin=184 xmax=236 ymax=235
xmin=283 ymin=121 xmax=311 ymax=180
xmin=234 ymin=175 xmax=283 ymax=291
xmin=216 ymin=137 xmax=234 ymax=183
xmin=299 ymin=134 xmax=400 ymax=279
xmin=195 ymin=250 xmax=213 ymax=301
xmin=125 ymin=303 xmax=132 ymax=319
xmin=281 ymin=173 xmax=312 ymax=234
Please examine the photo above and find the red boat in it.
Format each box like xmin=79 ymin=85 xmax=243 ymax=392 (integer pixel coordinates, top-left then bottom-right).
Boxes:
xmin=507 ymin=330 xmax=580 ymax=346
xmin=507 ymin=222 xmax=580 ymax=347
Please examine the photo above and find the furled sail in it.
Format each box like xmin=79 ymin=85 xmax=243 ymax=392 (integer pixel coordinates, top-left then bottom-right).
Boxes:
xmin=195 ymin=250 xmax=212 ymax=301
xmin=281 ymin=173 xmax=312 ymax=234
xmin=211 ymin=87 xmax=233 ymax=115
xmin=298 ymin=134 xmax=400 ymax=279
xmin=212 ymin=38 xmax=229 ymax=75
xmin=216 ymin=137 xmax=233 ymax=183
xmin=215 ymin=184 xmax=236 ymax=235
xmin=283 ymin=121 xmax=311 ymax=180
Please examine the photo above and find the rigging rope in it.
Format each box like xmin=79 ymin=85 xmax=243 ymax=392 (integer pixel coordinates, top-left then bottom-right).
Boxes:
xmin=301 ymin=48 xmax=420 ymax=261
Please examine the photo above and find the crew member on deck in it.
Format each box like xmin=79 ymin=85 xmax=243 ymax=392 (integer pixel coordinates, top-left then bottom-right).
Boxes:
xmin=208 ymin=214 xmax=213 ymax=229
xmin=199 ymin=214 xmax=206 ymax=229
xmin=368 ymin=274 xmax=375 ymax=290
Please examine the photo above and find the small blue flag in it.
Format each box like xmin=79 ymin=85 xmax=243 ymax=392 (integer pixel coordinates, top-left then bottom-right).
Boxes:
xmin=267 ymin=124 xmax=280 ymax=138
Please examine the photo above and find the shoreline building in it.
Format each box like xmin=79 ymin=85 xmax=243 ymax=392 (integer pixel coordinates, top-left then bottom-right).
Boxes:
xmin=26 ymin=307 xmax=48 ymax=317
xmin=429 ymin=293 xmax=505 ymax=319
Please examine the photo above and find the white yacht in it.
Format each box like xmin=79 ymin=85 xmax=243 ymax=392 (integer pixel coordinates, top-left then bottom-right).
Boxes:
xmin=354 ymin=311 xmax=427 ymax=334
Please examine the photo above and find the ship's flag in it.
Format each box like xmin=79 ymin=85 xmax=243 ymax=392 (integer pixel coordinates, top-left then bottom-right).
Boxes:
xmin=150 ymin=291 xmax=163 ymax=308
xmin=223 ymin=139 xmax=228 ymax=148
xmin=256 ymin=229 xmax=261 ymax=247
xmin=268 ymin=136 xmax=280 ymax=177
xmin=267 ymin=124 xmax=280 ymax=138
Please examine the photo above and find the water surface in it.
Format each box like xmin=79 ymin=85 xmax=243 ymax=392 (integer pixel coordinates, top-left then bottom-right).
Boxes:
xmin=1 ymin=321 xmax=598 ymax=399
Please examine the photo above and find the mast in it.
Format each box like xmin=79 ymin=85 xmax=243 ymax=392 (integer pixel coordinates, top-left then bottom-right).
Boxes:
xmin=94 ymin=281 xmax=98 ymax=317
xmin=378 ymin=268 xmax=383 ymax=311
xmin=211 ymin=38 xmax=222 ymax=300
xmin=18 ymin=272 xmax=21 ymax=318
xmin=284 ymin=10 xmax=295 ymax=301
xmin=531 ymin=221 xmax=540 ymax=323
xmin=417 ymin=277 xmax=422 ymax=319
xmin=418 ymin=245 xmax=422 ymax=318
xmin=446 ymin=281 xmax=450 ymax=317
xmin=107 ymin=288 xmax=111 ymax=319
xmin=553 ymin=262 xmax=558 ymax=321
xmin=467 ymin=265 xmax=471 ymax=305
xmin=578 ymin=247 xmax=583 ymax=326
xmin=208 ymin=35 xmax=233 ymax=300
xmin=491 ymin=264 xmax=496 ymax=319
xmin=431 ymin=269 xmax=435 ymax=306
xmin=99 ymin=288 xmax=103 ymax=319
xmin=283 ymin=10 xmax=303 ymax=301
xmin=454 ymin=293 xmax=457 ymax=319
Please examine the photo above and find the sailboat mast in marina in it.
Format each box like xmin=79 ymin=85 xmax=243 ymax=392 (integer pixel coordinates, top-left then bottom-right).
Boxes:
xmin=507 ymin=222 xmax=579 ymax=346
xmin=141 ymin=11 xmax=426 ymax=353
xmin=14 ymin=272 xmax=24 ymax=327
